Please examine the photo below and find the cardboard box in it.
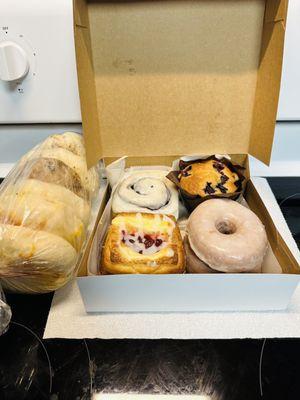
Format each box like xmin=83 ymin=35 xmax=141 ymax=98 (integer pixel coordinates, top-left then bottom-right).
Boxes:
xmin=74 ymin=0 xmax=300 ymax=312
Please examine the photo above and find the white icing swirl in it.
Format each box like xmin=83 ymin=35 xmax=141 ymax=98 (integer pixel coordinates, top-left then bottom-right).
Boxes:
xmin=112 ymin=170 xmax=179 ymax=218
xmin=118 ymin=176 xmax=171 ymax=211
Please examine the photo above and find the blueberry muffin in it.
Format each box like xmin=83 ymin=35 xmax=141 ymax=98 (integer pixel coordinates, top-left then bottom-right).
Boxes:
xmin=178 ymin=159 xmax=240 ymax=197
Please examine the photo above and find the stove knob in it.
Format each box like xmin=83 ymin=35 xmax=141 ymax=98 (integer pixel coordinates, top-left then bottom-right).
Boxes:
xmin=0 ymin=41 xmax=29 ymax=82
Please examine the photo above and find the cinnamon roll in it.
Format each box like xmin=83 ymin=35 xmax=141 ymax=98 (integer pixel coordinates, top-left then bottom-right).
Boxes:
xmin=112 ymin=170 xmax=179 ymax=218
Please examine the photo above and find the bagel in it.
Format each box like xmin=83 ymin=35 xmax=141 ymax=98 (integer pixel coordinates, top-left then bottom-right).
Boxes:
xmin=36 ymin=147 xmax=98 ymax=194
xmin=4 ymin=179 xmax=90 ymax=225
xmin=15 ymin=132 xmax=98 ymax=198
xmin=0 ymin=193 xmax=85 ymax=251
xmin=26 ymin=157 xmax=88 ymax=199
xmin=43 ymin=132 xmax=85 ymax=157
xmin=0 ymin=132 xmax=99 ymax=294
xmin=0 ymin=224 xmax=77 ymax=293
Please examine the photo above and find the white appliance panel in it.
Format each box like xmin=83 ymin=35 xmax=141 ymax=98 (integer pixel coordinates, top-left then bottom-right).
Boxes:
xmin=0 ymin=0 xmax=81 ymax=123
xmin=277 ymin=0 xmax=300 ymax=120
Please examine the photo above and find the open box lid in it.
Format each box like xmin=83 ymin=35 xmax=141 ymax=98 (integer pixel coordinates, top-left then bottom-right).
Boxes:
xmin=73 ymin=0 xmax=288 ymax=167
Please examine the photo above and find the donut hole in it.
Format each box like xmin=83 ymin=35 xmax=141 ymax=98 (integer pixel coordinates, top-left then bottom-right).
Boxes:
xmin=216 ymin=220 xmax=236 ymax=235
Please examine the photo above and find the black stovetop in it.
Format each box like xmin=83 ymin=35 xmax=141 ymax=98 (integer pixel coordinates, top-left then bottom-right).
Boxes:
xmin=0 ymin=177 xmax=299 ymax=400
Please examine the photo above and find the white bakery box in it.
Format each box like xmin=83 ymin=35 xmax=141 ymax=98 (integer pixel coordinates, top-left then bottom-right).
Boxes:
xmin=75 ymin=0 xmax=300 ymax=312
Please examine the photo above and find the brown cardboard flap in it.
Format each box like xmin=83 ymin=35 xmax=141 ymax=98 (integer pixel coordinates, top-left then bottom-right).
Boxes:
xmin=74 ymin=0 xmax=286 ymax=165
xmin=265 ymin=0 xmax=288 ymax=24
xmin=246 ymin=180 xmax=299 ymax=274
xmin=74 ymin=0 xmax=103 ymax=168
xmin=249 ymin=3 xmax=287 ymax=164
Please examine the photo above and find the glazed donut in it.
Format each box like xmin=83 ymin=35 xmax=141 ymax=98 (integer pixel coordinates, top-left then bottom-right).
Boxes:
xmin=187 ymin=199 xmax=267 ymax=273
xmin=184 ymin=236 xmax=217 ymax=273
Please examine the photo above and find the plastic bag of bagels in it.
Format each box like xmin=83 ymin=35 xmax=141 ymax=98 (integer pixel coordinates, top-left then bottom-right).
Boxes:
xmin=0 ymin=132 xmax=100 ymax=294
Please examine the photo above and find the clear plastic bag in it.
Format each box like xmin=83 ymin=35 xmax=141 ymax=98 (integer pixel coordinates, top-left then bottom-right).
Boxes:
xmin=0 ymin=284 xmax=11 ymax=335
xmin=0 ymin=132 xmax=100 ymax=293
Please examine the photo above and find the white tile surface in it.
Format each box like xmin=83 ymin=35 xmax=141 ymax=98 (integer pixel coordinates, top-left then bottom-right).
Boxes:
xmin=44 ymin=278 xmax=300 ymax=339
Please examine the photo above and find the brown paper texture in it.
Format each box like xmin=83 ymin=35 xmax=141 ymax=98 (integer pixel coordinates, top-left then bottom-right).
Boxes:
xmin=73 ymin=0 xmax=287 ymax=166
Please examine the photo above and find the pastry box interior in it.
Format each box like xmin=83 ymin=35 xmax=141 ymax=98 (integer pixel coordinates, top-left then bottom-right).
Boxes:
xmin=74 ymin=0 xmax=300 ymax=312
